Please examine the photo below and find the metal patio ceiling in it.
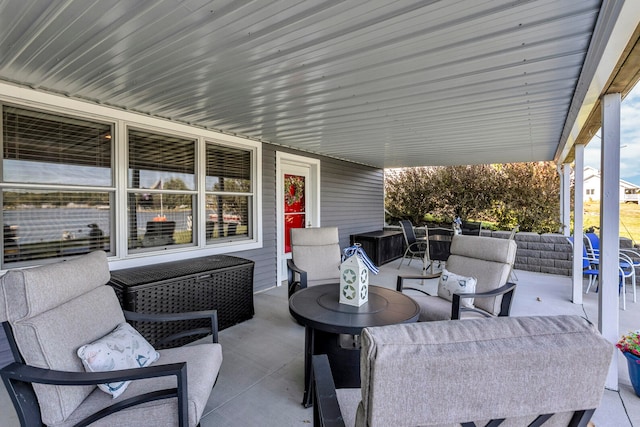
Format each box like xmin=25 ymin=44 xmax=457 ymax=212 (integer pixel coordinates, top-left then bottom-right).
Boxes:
xmin=0 ymin=0 xmax=635 ymax=168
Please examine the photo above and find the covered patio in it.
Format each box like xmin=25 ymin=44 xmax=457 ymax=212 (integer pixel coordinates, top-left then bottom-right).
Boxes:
xmin=2 ymin=1 xmax=640 ymax=425
xmin=2 ymin=260 xmax=639 ymax=426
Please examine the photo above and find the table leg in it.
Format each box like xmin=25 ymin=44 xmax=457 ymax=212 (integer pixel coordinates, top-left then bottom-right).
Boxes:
xmin=302 ymin=326 xmax=315 ymax=408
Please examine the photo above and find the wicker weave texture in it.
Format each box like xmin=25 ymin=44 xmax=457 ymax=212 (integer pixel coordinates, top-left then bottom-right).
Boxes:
xmin=109 ymin=255 xmax=254 ymax=348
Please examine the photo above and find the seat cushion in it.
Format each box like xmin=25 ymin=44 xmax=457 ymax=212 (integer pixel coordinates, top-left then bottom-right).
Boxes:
xmin=413 ymin=294 xmax=488 ymax=322
xmin=55 ymin=342 xmax=223 ymax=427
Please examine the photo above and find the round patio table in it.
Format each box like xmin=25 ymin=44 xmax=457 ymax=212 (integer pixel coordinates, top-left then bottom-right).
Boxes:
xmin=289 ymin=283 xmax=419 ymax=407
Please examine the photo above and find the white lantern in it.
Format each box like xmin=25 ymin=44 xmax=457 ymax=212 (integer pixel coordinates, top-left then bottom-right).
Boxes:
xmin=339 ymin=253 xmax=369 ymax=307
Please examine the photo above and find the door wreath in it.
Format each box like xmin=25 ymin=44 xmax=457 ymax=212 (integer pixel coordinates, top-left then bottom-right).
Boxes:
xmin=285 ymin=175 xmax=305 ymax=206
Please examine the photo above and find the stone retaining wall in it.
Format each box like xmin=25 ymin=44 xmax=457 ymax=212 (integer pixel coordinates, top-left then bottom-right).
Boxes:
xmin=483 ymin=231 xmax=572 ymax=276
xmin=388 ymin=225 xmax=639 ymax=278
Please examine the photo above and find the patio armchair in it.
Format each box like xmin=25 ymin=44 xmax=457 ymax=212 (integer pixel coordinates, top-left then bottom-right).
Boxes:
xmin=312 ymin=315 xmax=612 ymax=427
xmin=287 ymin=226 xmax=341 ymax=298
xmin=397 ymin=220 xmax=428 ymax=269
xmin=572 ymin=235 xmax=639 ymax=309
xmin=0 ymin=250 xmax=222 ymax=427
xmin=397 ymin=234 xmax=517 ymax=321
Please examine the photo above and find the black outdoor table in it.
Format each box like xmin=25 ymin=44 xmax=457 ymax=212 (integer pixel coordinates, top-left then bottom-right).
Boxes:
xmin=428 ymin=233 xmax=453 ymax=263
xmin=289 ymin=283 xmax=419 ymax=407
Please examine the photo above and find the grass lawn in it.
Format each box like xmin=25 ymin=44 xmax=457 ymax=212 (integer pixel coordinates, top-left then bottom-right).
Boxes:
xmin=583 ymin=201 xmax=640 ymax=244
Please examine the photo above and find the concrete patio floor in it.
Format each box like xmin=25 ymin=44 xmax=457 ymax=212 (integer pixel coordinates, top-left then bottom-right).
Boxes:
xmin=1 ymin=257 xmax=640 ymax=426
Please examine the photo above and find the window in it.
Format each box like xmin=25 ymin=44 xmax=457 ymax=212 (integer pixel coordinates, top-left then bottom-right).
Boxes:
xmin=205 ymin=142 xmax=252 ymax=242
xmin=2 ymin=106 xmax=113 ymax=265
xmin=128 ymin=128 xmax=196 ymax=251
xmin=1 ymin=100 xmax=259 ymax=268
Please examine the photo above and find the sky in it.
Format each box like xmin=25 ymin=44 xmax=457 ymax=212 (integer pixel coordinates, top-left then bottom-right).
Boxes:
xmin=584 ymin=84 xmax=640 ymax=186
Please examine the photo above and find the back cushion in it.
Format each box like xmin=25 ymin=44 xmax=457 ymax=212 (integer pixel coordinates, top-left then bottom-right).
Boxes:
xmin=0 ymin=251 xmax=121 ymax=424
xmin=14 ymin=286 xmax=124 ymax=425
xmin=445 ymin=255 xmax=511 ymax=314
xmin=2 ymin=250 xmax=111 ymax=322
xmin=445 ymin=235 xmax=516 ymax=314
xmin=293 ymin=246 xmax=341 ymax=281
xmin=357 ymin=316 xmax=612 ymax=427
xmin=291 ymin=227 xmax=341 ymax=281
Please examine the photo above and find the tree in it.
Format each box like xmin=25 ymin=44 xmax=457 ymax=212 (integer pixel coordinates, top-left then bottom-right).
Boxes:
xmin=491 ymin=162 xmax=561 ymax=233
xmin=162 ymin=178 xmax=191 ymax=209
xmin=384 ymin=168 xmax=436 ymax=225
xmin=384 ymin=162 xmax=562 ymax=233
xmin=429 ymin=165 xmax=496 ymax=221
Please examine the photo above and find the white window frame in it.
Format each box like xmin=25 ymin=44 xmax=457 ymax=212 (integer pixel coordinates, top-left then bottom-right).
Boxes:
xmin=0 ymin=82 xmax=262 ymax=271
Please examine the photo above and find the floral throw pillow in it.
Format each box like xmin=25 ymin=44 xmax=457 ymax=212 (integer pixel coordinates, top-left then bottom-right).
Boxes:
xmin=437 ymin=268 xmax=477 ymax=308
xmin=77 ymin=322 xmax=160 ymax=398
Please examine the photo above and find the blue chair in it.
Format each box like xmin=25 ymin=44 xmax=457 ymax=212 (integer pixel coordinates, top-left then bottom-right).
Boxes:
xmin=567 ymin=237 xmax=600 ymax=294
xmin=584 ymin=232 xmax=600 ymax=261
xmin=583 ymin=232 xmax=639 ymax=306
xmin=569 ymin=236 xmax=636 ymax=309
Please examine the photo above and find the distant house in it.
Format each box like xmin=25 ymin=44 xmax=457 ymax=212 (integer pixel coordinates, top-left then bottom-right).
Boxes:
xmin=583 ymin=166 xmax=640 ymax=203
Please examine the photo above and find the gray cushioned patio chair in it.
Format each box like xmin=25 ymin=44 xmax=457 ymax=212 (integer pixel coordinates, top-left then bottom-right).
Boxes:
xmin=0 ymin=251 xmax=222 ymax=427
xmin=397 ymin=234 xmax=517 ymax=321
xmin=312 ymin=315 xmax=613 ymax=427
xmin=287 ymin=227 xmax=341 ymax=298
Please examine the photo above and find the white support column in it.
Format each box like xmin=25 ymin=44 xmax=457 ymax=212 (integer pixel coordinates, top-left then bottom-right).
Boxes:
xmin=560 ymin=163 xmax=571 ymax=236
xmin=600 ymin=92 xmax=621 ymax=391
xmin=572 ymin=149 xmax=584 ymax=305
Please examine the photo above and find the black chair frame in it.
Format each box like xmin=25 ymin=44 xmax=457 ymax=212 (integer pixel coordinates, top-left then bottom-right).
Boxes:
xmin=287 ymin=258 xmax=308 ymax=298
xmin=1 ymin=310 xmax=219 ymax=427
xmin=398 ymin=220 xmax=428 ymax=269
xmin=397 ymin=274 xmax=517 ymax=319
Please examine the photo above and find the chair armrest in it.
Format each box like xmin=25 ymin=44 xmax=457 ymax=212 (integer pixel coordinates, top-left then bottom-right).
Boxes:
xmin=1 ymin=361 xmax=189 ymax=427
xmin=407 ymin=241 xmax=428 ymax=251
xmin=124 ymin=309 xmax=219 ymax=346
xmin=312 ymin=354 xmax=346 ymax=427
xmin=1 ymin=360 xmax=186 ymax=386
xmin=396 ymin=273 xmax=441 ymax=294
xmin=620 ymin=248 xmax=640 ymax=264
xmin=287 ymin=258 xmax=308 ymax=298
xmin=451 ymin=282 xmax=517 ymax=319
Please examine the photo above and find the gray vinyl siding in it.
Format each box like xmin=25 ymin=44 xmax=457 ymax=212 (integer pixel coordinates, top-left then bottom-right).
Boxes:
xmin=232 ymin=143 xmax=384 ymax=293
xmin=319 ymin=161 xmax=384 ymax=249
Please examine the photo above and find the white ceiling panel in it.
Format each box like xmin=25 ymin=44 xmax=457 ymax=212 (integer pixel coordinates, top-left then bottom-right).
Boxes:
xmin=0 ymin=0 xmax=632 ymax=168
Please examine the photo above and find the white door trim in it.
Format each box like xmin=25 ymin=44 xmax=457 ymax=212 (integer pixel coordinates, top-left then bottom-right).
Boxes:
xmin=276 ymin=152 xmax=321 ymax=284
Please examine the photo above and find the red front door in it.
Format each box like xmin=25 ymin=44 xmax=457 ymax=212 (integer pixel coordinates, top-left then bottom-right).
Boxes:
xmin=284 ymin=173 xmax=306 ymax=254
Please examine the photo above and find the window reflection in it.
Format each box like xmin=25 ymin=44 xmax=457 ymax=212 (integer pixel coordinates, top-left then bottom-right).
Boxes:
xmin=2 ymin=190 xmax=112 ymax=264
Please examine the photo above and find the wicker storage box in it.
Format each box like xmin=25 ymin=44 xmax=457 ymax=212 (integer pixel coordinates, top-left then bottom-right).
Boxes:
xmin=108 ymin=255 xmax=254 ymax=348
